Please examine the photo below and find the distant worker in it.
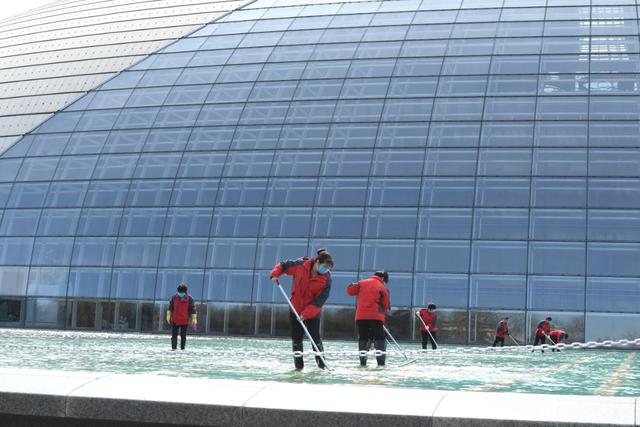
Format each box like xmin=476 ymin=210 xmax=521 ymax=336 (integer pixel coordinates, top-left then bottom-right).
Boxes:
xmin=166 ymin=282 xmax=197 ymax=350
xmin=270 ymin=248 xmax=333 ymax=370
xmin=493 ymin=317 xmax=510 ymax=347
xmin=548 ymin=329 xmax=569 ymax=352
xmin=533 ymin=316 xmax=552 ymax=352
xmin=416 ymin=303 xmax=438 ymax=350
xmin=347 ymin=271 xmax=390 ymax=367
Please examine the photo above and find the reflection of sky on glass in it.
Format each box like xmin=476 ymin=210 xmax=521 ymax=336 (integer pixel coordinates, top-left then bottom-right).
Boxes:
xmin=586 ymin=313 xmax=640 ymax=341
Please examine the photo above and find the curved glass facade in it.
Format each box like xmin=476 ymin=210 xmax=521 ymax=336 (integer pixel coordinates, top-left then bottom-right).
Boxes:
xmin=1 ymin=0 xmax=640 ymax=344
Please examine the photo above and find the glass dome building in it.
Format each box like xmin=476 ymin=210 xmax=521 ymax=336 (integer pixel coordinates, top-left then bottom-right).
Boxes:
xmin=1 ymin=0 xmax=639 ymax=344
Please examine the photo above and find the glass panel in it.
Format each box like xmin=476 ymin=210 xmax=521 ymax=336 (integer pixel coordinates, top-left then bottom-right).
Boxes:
xmin=470 ymin=275 xmax=526 ymax=309
xmin=528 ymin=276 xmax=585 ymax=311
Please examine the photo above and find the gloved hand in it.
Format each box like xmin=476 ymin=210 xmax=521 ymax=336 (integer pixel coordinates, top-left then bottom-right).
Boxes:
xmin=190 ymin=314 xmax=197 ymax=331
xmin=271 ymin=276 xmax=280 ymax=285
xmin=415 ymin=310 xmax=420 ymax=317
xmin=165 ymin=310 xmax=171 ymax=325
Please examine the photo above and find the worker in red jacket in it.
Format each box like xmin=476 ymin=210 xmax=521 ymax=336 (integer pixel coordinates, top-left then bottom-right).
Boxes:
xmin=493 ymin=317 xmax=510 ymax=347
xmin=270 ymin=248 xmax=333 ymax=370
xmin=533 ymin=317 xmax=553 ymax=351
xmin=166 ymin=282 xmax=197 ymax=350
xmin=347 ymin=271 xmax=390 ymax=367
xmin=548 ymin=329 xmax=569 ymax=352
xmin=416 ymin=303 xmax=438 ymax=350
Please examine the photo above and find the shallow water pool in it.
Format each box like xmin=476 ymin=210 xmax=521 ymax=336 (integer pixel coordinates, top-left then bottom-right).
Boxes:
xmin=1 ymin=329 xmax=638 ymax=397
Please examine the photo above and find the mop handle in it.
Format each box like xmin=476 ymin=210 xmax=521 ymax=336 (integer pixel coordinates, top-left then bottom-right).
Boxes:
xmin=276 ymin=283 xmax=332 ymax=372
xmin=509 ymin=334 xmax=521 ymax=346
xmin=383 ymin=324 xmax=408 ymax=360
xmin=415 ymin=311 xmax=438 ymax=347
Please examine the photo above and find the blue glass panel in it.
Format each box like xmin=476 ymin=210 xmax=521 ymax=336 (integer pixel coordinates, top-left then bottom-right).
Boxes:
xmin=208 ymin=238 xmax=257 ymax=268
xmin=110 ymin=268 xmax=156 ymax=299
xmin=205 ymin=270 xmax=253 ymax=302
xmin=171 ymin=179 xmax=218 ymax=206
xmin=64 ymin=131 xmax=109 ymax=155
xmin=156 ymin=269 xmax=204 ymax=301
xmin=528 ymin=276 xmax=585 ymax=310
xmin=327 ymin=123 xmax=377 ymax=149
xmin=45 ymin=181 xmax=89 ymax=208
xmin=422 ymin=178 xmax=475 ymax=207
xmin=31 ymin=238 xmax=74 ymax=266
xmin=159 ymin=238 xmax=208 ymax=268
xmin=364 ymin=207 xmax=416 ymax=238
xmin=15 ymin=157 xmax=58 ymax=181
xmin=0 ymin=159 xmax=24 ymax=183
xmin=218 ymin=179 xmax=267 ymax=206
xmin=223 ymin=152 xmax=273 ymax=177
xmin=529 ymin=242 xmax=585 ymax=275
xmin=71 ymin=237 xmax=116 ymax=266
xmin=535 ymin=121 xmax=587 ymax=147
xmin=471 ymin=241 xmax=527 ymax=274
xmin=589 ymin=179 xmax=640 ymax=209
xmin=186 ymin=127 xmax=232 ymax=151
xmin=0 ymin=266 xmax=29 ymax=296
xmin=257 ymin=239 xmax=310 ymax=270
xmin=6 ymin=183 xmax=48 ymax=208
xmin=75 ymin=109 xmax=120 ymax=131
xmin=27 ymin=134 xmax=70 ymax=156
xmin=424 ymin=149 xmax=476 ymax=176
xmin=531 ymin=178 xmax=586 ymax=208
xmin=309 ymin=239 xmax=361 ymax=271
xmin=415 ymin=240 xmax=470 ymax=273
xmin=587 ymin=277 xmax=640 ymax=312
xmin=119 ymin=208 xmax=166 ymax=237
xmin=360 ymin=239 xmax=414 ymax=272
xmin=37 ymin=209 xmax=81 ymax=236
xmin=164 ymin=207 xmax=212 ymax=237
xmin=530 ymin=209 xmax=585 ymax=241
xmin=26 ymin=267 xmax=69 ymax=297
xmin=473 ymin=209 xmax=528 ymax=240
xmin=587 ymin=243 xmax=640 ymax=276
xmin=114 ymin=237 xmax=161 ymax=267
xmin=429 ymin=122 xmax=481 ymax=147
xmin=590 ymin=149 xmax=640 ymax=177
xmin=414 ymin=274 xmax=468 ymax=308
xmin=322 ymin=150 xmax=372 ymax=176
xmin=37 ymin=111 xmax=82 ymax=133
xmin=77 ymin=208 xmax=122 ymax=236
xmin=92 ymin=154 xmax=139 ymax=179
xmin=0 ymin=238 xmax=33 ymax=265
xmin=210 ymin=207 xmax=261 ymax=237
xmin=267 ymin=178 xmax=317 ymax=206
xmin=261 ymin=207 xmax=312 ymax=238
xmin=55 ymin=155 xmax=99 ymax=180
xmin=417 ymin=208 xmax=471 ymax=239
xmin=272 ymin=151 xmax=323 ymax=177
xmin=178 ymin=152 xmax=225 ymax=178
xmin=126 ymin=180 xmax=172 ymax=207
xmin=67 ymin=268 xmax=111 ymax=298
xmin=312 ymin=208 xmax=363 ymax=238
xmin=372 ymin=149 xmax=424 ymax=176
xmin=469 ymin=275 xmax=526 ymax=309
xmin=588 ymin=210 xmax=640 ymax=242
xmin=144 ymin=128 xmax=191 ymax=152
xmin=368 ymin=178 xmax=421 ymax=206
xmin=0 ymin=209 xmax=40 ymax=236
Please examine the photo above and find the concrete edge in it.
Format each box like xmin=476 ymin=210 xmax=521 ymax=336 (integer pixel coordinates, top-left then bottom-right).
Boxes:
xmin=0 ymin=369 xmax=637 ymax=427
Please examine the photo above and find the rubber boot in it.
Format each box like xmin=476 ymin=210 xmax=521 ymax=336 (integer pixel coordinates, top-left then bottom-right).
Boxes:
xmin=374 ymin=339 xmax=386 ymax=366
xmin=293 ymin=341 xmax=304 ymax=370
xmin=358 ymin=340 xmax=369 ymax=366
xmin=314 ymin=341 xmax=325 ymax=369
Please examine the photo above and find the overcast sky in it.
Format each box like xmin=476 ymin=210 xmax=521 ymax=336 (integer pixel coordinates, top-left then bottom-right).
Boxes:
xmin=0 ymin=0 xmax=55 ymax=22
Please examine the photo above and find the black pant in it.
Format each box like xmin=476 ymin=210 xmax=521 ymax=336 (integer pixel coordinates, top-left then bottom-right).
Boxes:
xmin=493 ymin=336 xmax=505 ymax=347
xmin=356 ymin=319 xmax=386 ymax=366
xmin=532 ymin=334 xmax=547 ymax=352
xmin=290 ymin=311 xmax=324 ymax=370
xmin=421 ymin=331 xmax=437 ymax=350
xmin=171 ymin=323 xmax=188 ymax=350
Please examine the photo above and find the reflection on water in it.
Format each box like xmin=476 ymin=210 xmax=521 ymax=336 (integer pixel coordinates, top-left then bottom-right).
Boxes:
xmin=1 ymin=329 xmax=638 ymax=397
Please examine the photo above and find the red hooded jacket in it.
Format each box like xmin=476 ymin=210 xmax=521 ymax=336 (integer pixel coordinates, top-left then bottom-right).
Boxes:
xmin=346 ymin=275 xmax=390 ymax=322
xmin=536 ymin=320 xmax=551 ymax=337
xmin=417 ymin=309 xmax=438 ymax=333
xmin=548 ymin=330 xmax=566 ymax=343
xmin=270 ymin=257 xmax=331 ymax=319
xmin=495 ymin=319 xmax=509 ymax=338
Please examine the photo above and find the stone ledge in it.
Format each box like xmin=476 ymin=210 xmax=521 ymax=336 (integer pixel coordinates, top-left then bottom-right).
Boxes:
xmin=0 ymin=368 xmax=637 ymax=427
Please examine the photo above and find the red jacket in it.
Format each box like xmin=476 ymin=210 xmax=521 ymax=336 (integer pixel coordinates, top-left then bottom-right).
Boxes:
xmin=346 ymin=275 xmax=390 ymax=322
xmin=417 ymin=309 xmax=438 ymax=333
xmin=169 ymin=294 xmax=195 ymax=326
xmin=536 ymin=320 xmax=551 ymax=337
xmin=495 ymin=320 xmax=509 ymax=338
xmin=548 ymin=330 xmax=566 ymax=342
xmin=270 ymin=257 xmax=331 ymax=319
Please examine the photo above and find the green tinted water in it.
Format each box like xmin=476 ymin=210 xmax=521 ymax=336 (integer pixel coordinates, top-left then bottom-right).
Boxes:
xmin=1 ymin=329 xmax=638 ymax=397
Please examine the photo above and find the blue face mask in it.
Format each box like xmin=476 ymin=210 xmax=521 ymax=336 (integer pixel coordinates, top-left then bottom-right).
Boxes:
xmin=317 ymin=265 xmax=330 ymax=275
xmin=177 ymin=292 xmax=186 ymax=298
